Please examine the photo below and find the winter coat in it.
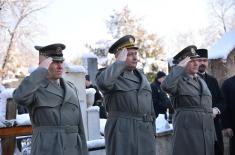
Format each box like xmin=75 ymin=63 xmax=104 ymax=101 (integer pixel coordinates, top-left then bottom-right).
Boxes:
xmin=221 ymin=75 xmax=235 ymax=155
xmin=96 ymin=61 xmax=156 ymax=155
xmin=161 ymin=66 xmax=216 ymax=155
xmin=221 ymin=75 xmax=235 ymax=131
xmin=13 ymin=67 xmax=88 ymax=155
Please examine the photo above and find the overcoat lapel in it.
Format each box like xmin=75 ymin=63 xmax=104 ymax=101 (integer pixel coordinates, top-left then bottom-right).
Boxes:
xmin=61 ymin=79 xmax=72 ymax=103
xmin=137 ymin=70 xmax=148 ymax=91
xmin=183 ymin=76 xmax=201 ymax=91
xmin=41 ymin=79 xmax=64 ymax=98
xmin=198 ymin=77 xmax=211 ymax=95
xmin=61 ymin=79 xmax=79 ymax=108
xmin=122 ymin=71 xmax=140 ymax=83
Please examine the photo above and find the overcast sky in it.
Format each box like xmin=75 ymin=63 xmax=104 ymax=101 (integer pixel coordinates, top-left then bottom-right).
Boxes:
xmin=36 ymin=0 xmax=210 ymax=61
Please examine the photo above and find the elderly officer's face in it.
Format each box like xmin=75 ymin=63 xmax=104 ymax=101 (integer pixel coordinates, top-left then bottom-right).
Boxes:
xmin=198 ymin=58 xmax=208 ymax=73
xmin=185 ymin=58 xmax=199 ymax=75
xmin=47 ymin=61 xmax=64 ymax=80
xmin=126 ymin=48 xmax=138 ymax=70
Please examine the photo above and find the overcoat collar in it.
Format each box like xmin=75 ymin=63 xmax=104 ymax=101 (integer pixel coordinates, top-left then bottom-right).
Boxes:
xmin=132 ymin=69 xmax=149 ymax=91
xmin=40 ymin=78 xmax=63 ymax=98
xmin=40 ymin=78 xmax=77 ymax=106
xmin=122 ymin=69 xmax=149 ymax=91
xmin=182 ymin=73 xmax=201 ymax=91
xmin=122 ymin=70 xmax=140 ymax=83
xmin=62 ymin=78 xmax=77 ymax=105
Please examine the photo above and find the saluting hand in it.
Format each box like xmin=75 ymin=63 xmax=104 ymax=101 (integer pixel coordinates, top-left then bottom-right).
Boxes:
xmin=39 ymin=57 xmax=52 ymax=69
xmin=178 ymin=56 xmax=191 ymax=67
xmin=116 ymin=48 xmax=128 ymax=61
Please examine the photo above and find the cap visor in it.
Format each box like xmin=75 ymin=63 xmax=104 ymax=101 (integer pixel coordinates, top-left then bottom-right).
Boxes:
xmin=190 ymin=55 xmax=199 ymax=58
xmin=52 ymin=57 xmax=64 ymax=62
xmin=127 ymin=46 xmax=139 ymax=50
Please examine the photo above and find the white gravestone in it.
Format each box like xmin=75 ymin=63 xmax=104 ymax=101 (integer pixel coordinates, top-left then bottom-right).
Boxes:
xmin=63 ymin=65 xmax=88 ymax=138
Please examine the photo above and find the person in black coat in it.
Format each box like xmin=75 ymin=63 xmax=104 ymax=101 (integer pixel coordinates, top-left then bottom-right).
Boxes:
xmin=85 ymin=74 xmax=107 ymax=118
xmin=221 ymin=75 xmax=235 ymax=155
xmin=85 ymin=75 xmax=103 ymax=104
xmin=197 ymin=49 xmax=225 ymax=155
xmin=150 ymin=71 xmax=172 ymax=119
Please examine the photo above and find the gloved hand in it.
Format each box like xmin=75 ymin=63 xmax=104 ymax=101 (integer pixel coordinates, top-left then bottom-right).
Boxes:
xmin=116 ymin=48 xmax=128 ymax=61
xmin=178 ymin=56 xmax=191 ymax=67
xmin=39 ymin=57 xmax=52 ymax=69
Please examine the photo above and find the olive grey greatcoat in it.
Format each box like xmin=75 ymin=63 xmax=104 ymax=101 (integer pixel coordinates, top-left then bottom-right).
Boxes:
xmin=13 ymin=67 xmax=88 ymax=155
xmin=96 ymin=61 xmax=156 ymax=155
xmin=161 ymin=66 xmax=215 ymax=155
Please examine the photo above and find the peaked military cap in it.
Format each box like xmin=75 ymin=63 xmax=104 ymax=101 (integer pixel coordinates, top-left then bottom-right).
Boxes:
xmin=109 ymin=35 xmax=139 ymax=54
xmin=196 ymin=49 xmax=208 ymax=58
xmin=34 ymin=43 xmax=65 ymax=62
xmin=173 ymin=45 xmax=199 ymax=64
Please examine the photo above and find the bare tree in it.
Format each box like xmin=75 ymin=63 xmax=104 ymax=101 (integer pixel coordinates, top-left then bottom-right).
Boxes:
xmin=87 ymin=6 xmax=164 ymax=71
xmin=208 ymin=0 xmax=235 ymax=33
xmin=167 ymin=0 xmax=235 ymax=55
xmin=0 ymin=0 xmax=50 ymax=80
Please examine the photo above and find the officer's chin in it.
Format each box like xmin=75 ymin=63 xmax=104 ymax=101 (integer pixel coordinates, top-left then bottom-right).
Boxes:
xmin=127 ymin=65 xmax=137 ymax=71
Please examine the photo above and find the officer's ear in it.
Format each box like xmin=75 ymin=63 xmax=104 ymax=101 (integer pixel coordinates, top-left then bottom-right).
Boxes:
xmin=39 ymin=55 xmax=48 ymax=65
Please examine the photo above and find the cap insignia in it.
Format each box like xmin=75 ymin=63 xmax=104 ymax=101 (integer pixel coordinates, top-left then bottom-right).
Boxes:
xmin=191 ymin=48 xmax=196 ymax=54
xmin=56 ymin=47 xmax=62 ymax=53
xmin=129 ymin=37 xmax=134 ymax=44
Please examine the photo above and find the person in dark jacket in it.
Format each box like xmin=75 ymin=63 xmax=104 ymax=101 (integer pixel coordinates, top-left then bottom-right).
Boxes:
xmin=196 ymin=48 xmax=225 ymax=155
xmin=85 ymin=74 xmax=102 ymax=105
xmin=150 ymin=71 xmax=171 ymax=118
xmin=221 ymin=75 xmax=235 ymax=155
xmin=85 ymin=74 xmax=107 ymax=118
xmin=96 ymin=35 xmax=156 ymax=155
xmin=13 ymin=43 xmax=88 ymax=155
xmin=162 ymin=45 xmax=215 ymax=155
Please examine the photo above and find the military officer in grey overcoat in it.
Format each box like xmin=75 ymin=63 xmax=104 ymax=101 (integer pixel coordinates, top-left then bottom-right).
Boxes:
xmin=13 ymin=43 xmax=88 ymax=155
xmin=161 ymin=45 xmax=216 ymax=155
xmin=96 ymin=35 xmax=156 ymax=155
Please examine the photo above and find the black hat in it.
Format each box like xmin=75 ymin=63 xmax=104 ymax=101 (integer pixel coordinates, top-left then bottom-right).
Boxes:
xmin=109 ymin=35 xmax=139 ymax=54
xmin=173 ymin=45 xmax=199 ymax=64
xmin=85 ymin=75 xmax=90 ymax=81
xmin=196 ymin=49 xmax=208 ymax=58
xmin=156 ymin=71 xmax=166 ymax=79
xmin=34 ymin=43 xmax=65 ymax=62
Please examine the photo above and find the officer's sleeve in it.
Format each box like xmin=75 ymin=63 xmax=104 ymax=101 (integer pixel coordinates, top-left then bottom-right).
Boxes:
xmin=13 ymin=67 xmax=48 ymax=106
xmin=96 ymin=61 xmax=127 ymax=93
xmin=78 ymin=103 xmax=88 ymax=154
xmin=161 ymin=66 xmax=184 ymax=95
xmin=73 ymin=86 xmax=88 ymax=154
